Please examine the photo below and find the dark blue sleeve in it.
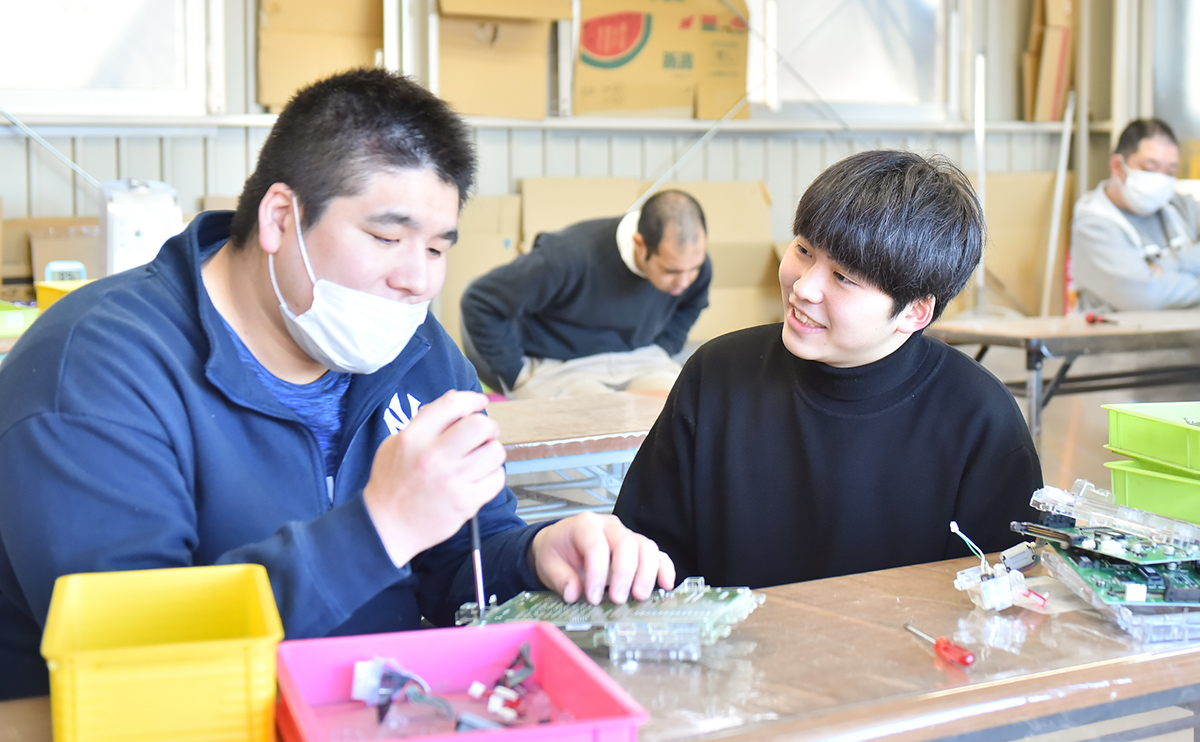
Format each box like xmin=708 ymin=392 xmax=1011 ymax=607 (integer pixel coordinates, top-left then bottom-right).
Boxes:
xmin=460 ymin=247 xmax=575 ymax=389
xmin=0 ymin=413 xmax=405 ymax=642
xmin=411 ymin=487 xmax=555 ymax=626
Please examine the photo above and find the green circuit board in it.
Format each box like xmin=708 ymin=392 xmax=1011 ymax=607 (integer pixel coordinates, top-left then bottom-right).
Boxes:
xmin=457 ymin=577 xmax=765 ymax=661
xmin=1051 ymin=543 xmax=1200 ymax=606
xmin=1014 ymin=522 xmax=1200 ymax=565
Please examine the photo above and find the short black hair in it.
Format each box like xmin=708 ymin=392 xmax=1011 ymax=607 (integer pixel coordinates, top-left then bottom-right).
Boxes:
xmin=637 ymin=190 xmax=707 ymax=257
xmin=1114 ymin=118 xmax=1179 ymax=157
xmin=229 ymin=67 xmax=476 ymax=248
xmin=792 ymin=150 xmax=983 ymax=322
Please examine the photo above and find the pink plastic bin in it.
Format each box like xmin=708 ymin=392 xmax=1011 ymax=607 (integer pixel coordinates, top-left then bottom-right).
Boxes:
xmin=276 ymin=621 xmax=647 ymax=741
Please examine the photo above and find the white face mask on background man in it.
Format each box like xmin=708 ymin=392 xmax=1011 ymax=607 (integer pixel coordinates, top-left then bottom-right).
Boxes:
xmin=267 ymin=197 xmax=429 ymax=374
xmin=1118 ymin=158 xmax=1177 ymax=217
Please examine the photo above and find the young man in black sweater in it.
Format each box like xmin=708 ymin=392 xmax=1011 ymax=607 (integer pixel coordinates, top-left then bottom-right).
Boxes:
xmin=613 ymin=150 xmax=1041 ymax=588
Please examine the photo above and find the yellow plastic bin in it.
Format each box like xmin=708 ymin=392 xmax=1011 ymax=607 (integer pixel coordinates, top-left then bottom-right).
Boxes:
xmin=34 ymin=279 xmax=92 ymax=311
xmin=1107 ymin=458 xmax=1200 ymax=525
xmin=41 ymin=564 xmax=284 ymax=742
xmin=1105 ymin=401 xmax=1200 ymax=474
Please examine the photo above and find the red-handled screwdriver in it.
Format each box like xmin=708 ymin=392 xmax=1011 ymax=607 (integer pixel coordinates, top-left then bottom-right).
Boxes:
xmin=904 ymin=623 xmax=976 ymax=666
xmin=1085 ymin=312 xmax=1116 ymax=324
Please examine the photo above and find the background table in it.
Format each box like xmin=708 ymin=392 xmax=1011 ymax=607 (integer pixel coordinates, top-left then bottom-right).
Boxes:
xmin=490 ymin=391 xmax=665 ymax=521
xmin=928 ymin=310 xmax=1200 ymax=445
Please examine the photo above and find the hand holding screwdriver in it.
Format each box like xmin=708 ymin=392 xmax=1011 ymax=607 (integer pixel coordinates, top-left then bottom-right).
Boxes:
xmin=904 ymin=623 xmax=975 ymax=666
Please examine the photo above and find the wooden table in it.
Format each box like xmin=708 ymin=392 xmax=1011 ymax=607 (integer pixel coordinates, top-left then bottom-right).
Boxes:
xmin=928 ymin=310 xmax=1200 ymax=445
xmin=607 ymin=556 xmax=1200 ymax=741
xmin=489 ymin=391 xmax=665 ymax=521
xmin=6 ymin=556 xmax=1200 ymax=741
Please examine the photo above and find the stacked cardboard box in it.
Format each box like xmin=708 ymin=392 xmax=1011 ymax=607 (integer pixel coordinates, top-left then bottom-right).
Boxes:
xmin=946 ymin=171 xmax=1075 ymax=318
xmin=1025 ymin=0 xmax=1074 ymax=122
xmin=257 ymin=0 xmax=383 ymax=112
xmin=2 ymin=214 xmax=98 ymax=302
xmin=436 ymin=0 xmax=573 ymax=120
xmin=441 ymin=195 xmax=522 ymax=346
xmin=574 ymin=0 xmax=750 ymax=119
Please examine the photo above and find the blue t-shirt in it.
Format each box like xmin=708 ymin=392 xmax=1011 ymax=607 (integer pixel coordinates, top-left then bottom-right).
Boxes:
xmin=221 ymin=318 xmax=351 ymax=479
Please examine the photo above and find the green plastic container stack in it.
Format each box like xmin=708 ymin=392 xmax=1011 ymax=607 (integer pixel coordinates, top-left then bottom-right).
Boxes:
xmin=1104 ymin=401 xmax=1200 ymax=525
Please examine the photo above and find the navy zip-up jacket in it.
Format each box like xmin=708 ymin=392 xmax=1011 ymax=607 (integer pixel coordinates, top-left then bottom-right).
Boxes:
xmin=0 ymin=212 xmax=548 ymax=699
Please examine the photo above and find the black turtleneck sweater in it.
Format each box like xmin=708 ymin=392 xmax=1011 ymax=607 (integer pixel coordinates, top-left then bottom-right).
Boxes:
xmin=613 ymin=323 xmax=1042 ymax=589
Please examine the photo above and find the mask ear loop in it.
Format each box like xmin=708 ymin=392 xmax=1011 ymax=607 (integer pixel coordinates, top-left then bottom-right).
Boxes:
xmin=267 ymin=195 xmax=319 ymax=304
xmin=289 ymin=195 xmax=319 ymax=285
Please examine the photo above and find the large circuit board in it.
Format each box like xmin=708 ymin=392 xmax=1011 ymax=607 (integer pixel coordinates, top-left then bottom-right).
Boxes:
xmin=458 ymin=577 xmax=765 ymax=662
xmin=1013 ymin=522 xmax=1200 ymax=566
xmin=1048 ymin=543 xmax=1200 ymax=606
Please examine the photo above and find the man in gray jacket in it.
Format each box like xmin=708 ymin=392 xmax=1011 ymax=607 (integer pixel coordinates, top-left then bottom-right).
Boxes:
xmin=1070 ymin=118 xmax=1200 ymax=312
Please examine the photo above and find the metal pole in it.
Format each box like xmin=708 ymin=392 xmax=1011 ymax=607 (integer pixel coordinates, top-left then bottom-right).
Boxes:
xmin=973 ymin=53 xmax=987 ymax=309
xmin=1041 ymin=92 xmax=1076 ymax=317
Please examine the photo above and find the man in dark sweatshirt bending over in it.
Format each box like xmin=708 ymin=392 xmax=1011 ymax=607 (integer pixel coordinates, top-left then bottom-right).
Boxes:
xmin=460 ymin=190 xmax=711 ymax=399
xmin=614 ymin=150 xmax=1042 ymax=589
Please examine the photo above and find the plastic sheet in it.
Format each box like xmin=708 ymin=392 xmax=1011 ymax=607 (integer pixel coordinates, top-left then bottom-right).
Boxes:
xmin=601 ymin=556 xmax=1200 ymax=741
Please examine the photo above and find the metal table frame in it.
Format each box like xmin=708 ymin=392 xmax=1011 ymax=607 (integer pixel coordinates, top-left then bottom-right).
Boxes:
xmin=928 ymin=311 xmax=1200 ymax=445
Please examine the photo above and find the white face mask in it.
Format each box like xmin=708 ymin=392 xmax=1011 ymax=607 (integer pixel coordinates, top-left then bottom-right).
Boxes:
xmin=268 ymin=197 xmax=429 ymax=374
xmin=1119 ymin=158 xmax=1177 ymax=217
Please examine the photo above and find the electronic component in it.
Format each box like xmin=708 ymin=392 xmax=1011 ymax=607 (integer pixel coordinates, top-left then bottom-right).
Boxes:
xmin=1012 ymin=521 xmax=1200 ymax=565
xmin=1044 ymin=543 xmax=1200 ymax=606
xmin=951 ymin=522 xmax=1046 ymax=612
xmin=1028 ymin=480 xmax=1200 ymax=554
xmin=458 ymin=577 xmax=764 ymax=663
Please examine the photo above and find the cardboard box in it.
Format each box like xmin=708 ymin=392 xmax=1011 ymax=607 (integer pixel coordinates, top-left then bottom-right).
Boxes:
xmin=202 ymin=195 xmax=239 ymax=212
xmin=3 ymin=217 xmax=98 ymax=282
xmin=574 ymin=0 xmax=750 ymax=119
xmin=519 ymin=177 xmax=645 ymax=252
xmin=947 ymin=171 xmax=1074 ymax=318
xmin=1045 ymin=0 xmax=1074 ymax=28
xmin=258 ymin=0 xmax=383 ymax=111
xmin=1033 ymin=25 xmax=1073 ymax=122
xmin=30 ymin=225 xmax=104 ymax=284
xmin=1022 ymin=50 xmax=1040 ymax=122
xmin=441 ymin=195 xmax=522 ymax=347
xmin=0 ymin=284 xmax=35 ymax=303
xmin=437 ymin=0 xmax=572 ymax=120
xmin=1179 ymin=142 xmax=1200 ymax=180
xmin=518 ymin=176 xmax=777 ymax=341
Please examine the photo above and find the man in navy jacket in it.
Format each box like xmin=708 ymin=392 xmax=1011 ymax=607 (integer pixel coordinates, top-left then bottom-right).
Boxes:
xmin=0 ymin=69 xmax=674 ymax=699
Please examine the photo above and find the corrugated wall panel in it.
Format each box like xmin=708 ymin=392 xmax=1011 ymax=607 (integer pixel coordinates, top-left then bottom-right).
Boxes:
xmin=474 ymin=128 xmax=510 ymax=196
xmin=163 ymin=137 xmax=208 ymax=215
xmin=577 ymin=133 xmax=610 ymax=177
xmin=76 ymin=137 xmax=119 ymax=217
xmin=0 ymin=127 xmax=1065 ymax=237
xmin=734 ymin=136 xmax=765 ymax=181
xmin=28 ymin=136 xmax=75 ymax=216
xmin=509 ymin=129 xmax=545 ymax=193
xmin=609 ymin=135 xmax=642 ymax=179
xmin=210 ymin=129 xmax=249 ymax=198
xmin=122 ymin=137 xmax=163 ymax=182
xmin=0 ymin=135 xmax=29 ymax=218
xmin=543 ymin=131 xmax=577 ymax=177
